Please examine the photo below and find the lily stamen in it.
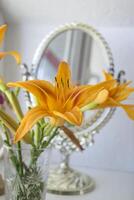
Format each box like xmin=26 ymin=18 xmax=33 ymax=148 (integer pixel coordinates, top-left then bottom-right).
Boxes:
xmin=55 ymin=77 xmax=59 ymax=88
xmin=67 ymin=79 xmax=70 ymax=88
xmin=61 ymin=78 xmax=64 ymax=87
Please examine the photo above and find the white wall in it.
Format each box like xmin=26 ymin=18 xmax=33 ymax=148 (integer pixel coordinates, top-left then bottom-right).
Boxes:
xmin=0 ymin=0 xmax=134 ymax=26
xmin=2 ymin=23 xmax=134 ymax=172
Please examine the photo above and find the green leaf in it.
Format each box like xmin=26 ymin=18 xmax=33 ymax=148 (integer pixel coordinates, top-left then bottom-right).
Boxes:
xmin=0 ymin=108 xmax=18 ymax=134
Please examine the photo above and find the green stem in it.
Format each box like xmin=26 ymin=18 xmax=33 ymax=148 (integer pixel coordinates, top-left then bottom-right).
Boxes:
xmin=17 ymin=141 xmax=23 ymax=176
xmin=6 ymin=89 xmax=24 ymax=176
xmin=1 ymin=121 xmax=10 ymax=142
xmin=45 ymin=124 xmax=55 ymax=136
xmin=30 ymin=127 xmax=58 ymax=167
xmin=5 ymin=91 xmax=23 ymax=121
xmin=0 ymin=108 xmax=18 ymax=133
xmin=0 ymin=122 xmax=20 ymax=173
xmin=34 ymin=123 xmax=40 ymax=147
xmin=0 ymin=83 xmax=24 ymax=121
xmin=42 ymin=127 xmax=59 ymax=148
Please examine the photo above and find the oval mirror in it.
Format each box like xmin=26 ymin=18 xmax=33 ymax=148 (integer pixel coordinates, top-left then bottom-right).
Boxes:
xmin=25 ymin=23 xmax=116 ymax=195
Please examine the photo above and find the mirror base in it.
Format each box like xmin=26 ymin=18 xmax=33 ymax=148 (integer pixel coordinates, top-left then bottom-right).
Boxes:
xmin=47 ymin=166 xmax=95 ymax=195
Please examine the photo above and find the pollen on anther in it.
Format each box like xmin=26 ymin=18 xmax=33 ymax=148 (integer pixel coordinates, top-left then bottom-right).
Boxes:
xmin=55 ymin=77 xmax=59 ymax=88
xmin=67 ymin=79 xmax=70 ymax=88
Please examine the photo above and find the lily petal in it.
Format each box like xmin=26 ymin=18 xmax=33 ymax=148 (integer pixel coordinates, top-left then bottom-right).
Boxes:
xmin=30 ymin=80 xmax=55 ymax=97
xmin=30 ymin=80 xmax=57 ymax=110
xmin=56 ymin=61 xmax=71 ymax=88
xmin=7 ymin=81 xmax=48 ymax=107
xmin=114 ymin=88 xmax=134 ymax=102
xmin=103 ymin=70 xmax=114 ymax=81
xmin=72 ymin=80 xmax=117 ymax=108
xmin=98 ymin=97 xmax=134 ymax=120
xmin=0 ymin=51 xmax=21 ymax=64
xmin=94 ymin=89 xmax=109 ymax=104
xmin=64 ymin=86 xmax=90 ymax=110
xmin=121 ymin=104 xmax=134 ymax=120
xmin=0 ymin=24 xmax=7 ymax=44
xmin=53 ymin=107 xmax=83 ymax=126
xmin=55 ymin=61 xmax=73 ymax=102
xmin=108 ymin=98 xmax=134 ymax=120
xmin=14 ymin=106 xmax=49 ymax=143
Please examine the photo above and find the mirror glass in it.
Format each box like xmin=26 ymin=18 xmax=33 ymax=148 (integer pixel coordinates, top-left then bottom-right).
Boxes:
xmin=36 ymin=29 xmax=109 ymax=84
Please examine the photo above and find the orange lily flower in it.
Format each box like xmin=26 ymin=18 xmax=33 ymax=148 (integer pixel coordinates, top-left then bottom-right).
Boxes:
xmin=0 ymin=24 xmax=21 ymax=64
xmin=94 ymin=71 xmax=134 ymax=120
xmin=7 ymin=62 xmax=114 ymax=143
xmin=7 ymin=62 xmax=134 ymax=143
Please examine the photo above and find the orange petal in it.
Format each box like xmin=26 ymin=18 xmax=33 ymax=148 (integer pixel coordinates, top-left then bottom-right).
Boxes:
xmin=64 ymin=86 xmax=90 ymax=110
xmin=98 ymin=97 xmax=134 ymax=120
xmin=109 ymin=87 xmax=119 ymax=97
xmin=72 ymin=80 xmax=117 ymax=108
xmin=56 ymin=61 xmax=71 ymax=88
xmin=7 ymin=81 xmax=48 ymax=107
xmin=103 ymin=70 xmax=114 ymax=81
xmin=108 ymin=98 xmax=134 ymax=120
xmin=94 ymin=89 xmax=109 ymax=104
xmin=73 ymin=88 xmax=99 ymax=108
xmin=111 ymin=100 xmax=134 ymax=120
xmin=55 ymin=61 xmax=72 ymax=100
xmin=109 ymin=82 xmax=130 ymax=96
xmin=30 ymin=80 xmax=57 ymax=110
xmin=0 ymin=51 xmax=21 ymax=64
xmin=30 ymin=80 xmax=55 ymax=97
xmin=53 ymin=107 xmax=83 ymax=126
xmin=14 ymin=106 xmax=49 ymax=143
xmin=114 ymin=88 xmax=134 ymax=102
xmin=66 ymin=85 xmax=97 ymax=108
xmin=0 ymin=24 xmax=7 ymax=44
xmin=112 ymin=82 xmax=134 ymax=102
xmin=95 ymin=79 xmax=117 ymax=90
xmin=121 ymin=104 xmax=134 ymax=120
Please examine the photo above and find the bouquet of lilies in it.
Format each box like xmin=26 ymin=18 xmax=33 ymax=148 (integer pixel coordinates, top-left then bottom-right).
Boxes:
xmin=0 ymin=24 xmax=134 ymax=199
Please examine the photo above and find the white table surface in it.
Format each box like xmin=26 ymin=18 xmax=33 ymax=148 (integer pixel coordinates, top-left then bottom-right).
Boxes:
xmin=0 ymin=167 xmax=134 ymax=200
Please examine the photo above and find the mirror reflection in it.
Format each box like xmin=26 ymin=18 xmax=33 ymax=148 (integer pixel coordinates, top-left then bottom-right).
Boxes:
xmin=36 ymin=29 xmax=109 ymax=85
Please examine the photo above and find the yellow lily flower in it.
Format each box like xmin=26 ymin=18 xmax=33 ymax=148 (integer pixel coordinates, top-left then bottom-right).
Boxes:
xmin=0 ymin=24 xmax=21 ymax=64
xmin=7 ymin=61 xmax=134 ymax=143
xmin=7 ymin=61 xmax=113 ymax=143
xmin=94 ymin=71 xmax=134 ymax=120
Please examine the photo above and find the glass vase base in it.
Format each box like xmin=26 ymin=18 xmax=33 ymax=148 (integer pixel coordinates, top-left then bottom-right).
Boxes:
xmin=47 ymin=167 xmax=95 ymax=195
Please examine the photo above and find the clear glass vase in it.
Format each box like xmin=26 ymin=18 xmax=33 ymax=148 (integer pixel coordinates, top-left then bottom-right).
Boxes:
xmin=4 ymin=145 xmax=50 ymax=200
